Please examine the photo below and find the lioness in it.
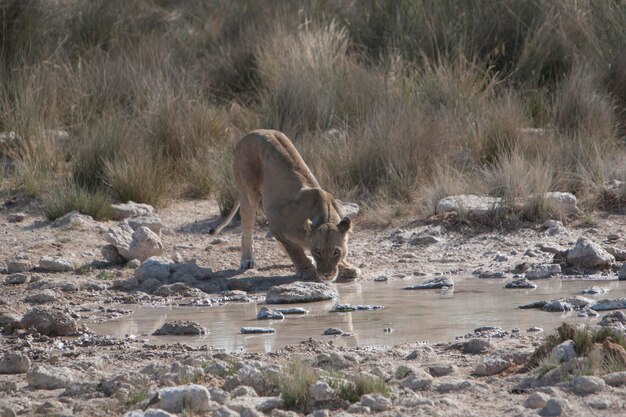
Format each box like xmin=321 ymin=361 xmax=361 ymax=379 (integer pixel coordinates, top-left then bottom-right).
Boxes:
xmin=210 ymin=129 xmax=360 ymax=281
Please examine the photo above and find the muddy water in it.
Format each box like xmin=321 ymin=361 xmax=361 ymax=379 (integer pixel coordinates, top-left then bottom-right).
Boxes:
xmin=86 ymin=278 xmax=626 ymax=353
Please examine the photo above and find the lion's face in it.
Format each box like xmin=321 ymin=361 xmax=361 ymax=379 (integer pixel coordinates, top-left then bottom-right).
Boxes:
xmin=307 ymin=217 xmax=352 ymax=281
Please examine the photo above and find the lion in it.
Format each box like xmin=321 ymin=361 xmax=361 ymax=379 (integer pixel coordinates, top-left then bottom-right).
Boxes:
xmin=210 ymin=129 xmax=360 ymax=282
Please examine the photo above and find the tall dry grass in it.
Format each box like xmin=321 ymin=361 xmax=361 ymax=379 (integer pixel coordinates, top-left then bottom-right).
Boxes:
xmin=0 ymin=0 xmax=624 ymax=221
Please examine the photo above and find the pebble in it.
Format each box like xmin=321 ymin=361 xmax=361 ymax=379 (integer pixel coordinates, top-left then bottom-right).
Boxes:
xmin=527 ymin=327 xmax=543 ymax=332
xmin=332 ymin=304 xmax=384 ymax=312
xmin=274 ymin=307 xmax=309 ymax=315
xmin=581 ymin=286 xmax=609 ymax=295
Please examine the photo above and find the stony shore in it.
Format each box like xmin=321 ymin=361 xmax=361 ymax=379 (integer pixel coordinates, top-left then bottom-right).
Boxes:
xmin=0 ymin=198 xmax=625 ymax=416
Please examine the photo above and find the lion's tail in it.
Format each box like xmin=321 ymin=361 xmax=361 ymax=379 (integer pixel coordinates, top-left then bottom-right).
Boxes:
xmin=208 ymin=202 xmax=240 ymax=235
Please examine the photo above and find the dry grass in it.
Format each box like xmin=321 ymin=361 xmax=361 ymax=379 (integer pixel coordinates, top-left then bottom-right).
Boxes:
xmin=0 ymin=0 xmax=625 ymax=221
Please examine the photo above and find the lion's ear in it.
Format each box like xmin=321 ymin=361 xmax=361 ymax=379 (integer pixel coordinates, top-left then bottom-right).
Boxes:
xmin=337 ymin=217 xmax=352 ymax=234
xmin=305 ymin=218 xmax=317 ymax=233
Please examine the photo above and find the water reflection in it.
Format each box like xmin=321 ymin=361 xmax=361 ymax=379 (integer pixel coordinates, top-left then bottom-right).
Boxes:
xmin=85 ymin=278 xmax=625 ymax=353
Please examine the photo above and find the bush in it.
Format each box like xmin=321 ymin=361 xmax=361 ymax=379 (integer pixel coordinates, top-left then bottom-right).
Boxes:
xmin=42 ymin=181 xmax=113 ymax=220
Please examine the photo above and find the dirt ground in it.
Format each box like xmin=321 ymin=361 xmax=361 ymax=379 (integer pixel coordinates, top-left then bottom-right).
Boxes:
xmin=0 ymin=197 xmax=625 ymax=416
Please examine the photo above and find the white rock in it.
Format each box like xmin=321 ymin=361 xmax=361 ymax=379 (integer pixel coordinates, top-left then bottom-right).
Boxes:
xmin=27 ymin=365 xmax=74 ymax=389
xmin=52 ymin=211 xmax=94 ymax=229
xmin=602 ymin=371 xmax=626 ymax=386
xmin=152 ymin=384 xmax=212 ymax=413
xmin=207 ymin=387 xmax=230 ymax=404
xmin=571 ymin=376 xmax=605 ymax=395
xmin=124 ymin=409 xmax=177 ymax=417
xmin=472 ymin=357 xmax=510 ymax=376
xmin=566 ymin=237 xmax=614 ymax=269
xmin=400 ymin=371 xmax=433 ymax=391
xmin=524 ymin=391 xmax=550 ymax=409
xmin=359 ymin=394 xmax=392 ymax=412
xmin=337 ymin=200 xmax=360 ymax=218
xmin=265 ymin=282 xmax=338 ymax=304
xmin=127 ymin=215 xmax=165 ymax=235
xmin=544 ymin=192 xmax=579 ymax=216
xmin=525 ymin=264 xmax=561 ymax=279
xmin=308 ymin=381 xmax=335 ymax=402
xmin=7 ymin=259 xmax=32 ymax=273
xmin=539 ymin=398 xmax=567 ymax=416
xmin=550 ymin=340 xmax=576 ymax=363
xmin=435 ymin=379 xmax=472 ymax=393
xmin=129 ymin=226 xmax=164 ymax=262
xmin=134 ymin=257 xmax=173 ymax=282
xmin=111 ymin=201 xmax=155 ymax=220
xmin=106 ymin=222 xmax=134 ymax=260
xmin=437 ymin=195 xmax=503 ymax=216
xmin=38 ymin=256 xmax=74 ymax=272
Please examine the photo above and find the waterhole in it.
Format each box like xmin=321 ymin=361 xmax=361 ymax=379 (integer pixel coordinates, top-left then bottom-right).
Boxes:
xmin=86 ymin=277 xmax=625 ymax=353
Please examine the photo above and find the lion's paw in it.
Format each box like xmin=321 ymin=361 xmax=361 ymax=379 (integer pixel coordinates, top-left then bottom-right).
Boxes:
xmin=337 ymin=265 xmax=361 ymax=281
xmin=240 ymin=259 xmax=256 ymax=270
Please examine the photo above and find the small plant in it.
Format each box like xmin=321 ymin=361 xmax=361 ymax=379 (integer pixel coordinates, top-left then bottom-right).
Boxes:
xmin=97 ymin=270 xmax=116 ymax=280
xmin=123 ymin=389 xmax=149 ymax=408
xmin=42 ymin=182 xmax=113 ymax=221
xmin=279 ymin=360 xmax=318 ymax=411
xmin=330 ymin=372 xmax=389 ymax=403
xmin=76 ymin=264 xmax=94 ymax=275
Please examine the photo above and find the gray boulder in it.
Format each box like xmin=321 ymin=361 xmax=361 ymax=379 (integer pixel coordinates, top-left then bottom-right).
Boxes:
xmin=265 ymin=282 xmax=337 ymax=304
xmin=153 ymin=321 xmax=207 ymax=336
xmin=38 ymin=256 xmax=74 ymax=272
xmin=403 ymin=276 xmax=454 ymax=290
xmin=571 ymin=376 xmax=605 ymax=395
xmin=52 ymin=211 xmax=94 ymax=229
xmin=597 ymin=311 xmax=626 ymax=328
xmin=101 ymin=244 xmax=126 ymax=264
xmin=544 ymin=192 xmax=580 ymax=216
xmin=472 ymin=357 xmax=510 ymax=376
xmin=590 ymin=298 xmax=626 ymax=311
xmin=135 ymin=257 xmax=173 ymax=282
xmin=150 ymin=384 xmax=212 ymax=413
xmin=106 ymin=222 xmax=134 ymax=260
xmin=437 ymin=195 xmax=503 ymax=216
xmin=550 ymin=340 xmax=576 ymax=363
xmin=129 ymin=226 xmax=164 ymax=262
xmin=566 ymin=237 xmax=614 ymax=269
xmin=27 ymin=365 xmax=74 ymax=389
xmin=525 ymin=264 xmax=561 ymax=279
xmin=359 ymin=394 xmax=392 ymax=412
xmin=0 ymin=353 xmax=30 ymax=374
xmin=21 ymin=308 xmax=79 ymax=336
xmin=7 ymin=259 xmax=33 ymax=273
xmin=256 ymin=307 xmax=284 ymax=320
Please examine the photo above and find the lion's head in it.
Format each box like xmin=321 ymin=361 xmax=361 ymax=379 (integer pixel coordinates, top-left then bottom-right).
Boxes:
xmin=306 ymin=217 xmax=352 ymax=281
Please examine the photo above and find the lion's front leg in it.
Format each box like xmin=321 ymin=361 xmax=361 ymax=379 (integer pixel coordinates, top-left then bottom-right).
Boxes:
xmin=337 ymin=260 xmax=361 ymax=281
xmin=275 ymin=236 xmax=319 ymax=281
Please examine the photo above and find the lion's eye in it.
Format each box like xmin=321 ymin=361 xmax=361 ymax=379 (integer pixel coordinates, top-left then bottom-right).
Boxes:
xmin=333 ymin=249 xmax=341 ymax=257
xmin=314 ymin=248 xmax=321 ymax=256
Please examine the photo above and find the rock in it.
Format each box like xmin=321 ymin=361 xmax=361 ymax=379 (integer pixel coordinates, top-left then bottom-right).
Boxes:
xmin=588 ymin=400 xmax=609 ymax=410
xmin=604 ymin=246 xmax=626 ymax=261
xmin=550 ymin=340 xmax=576 ymax=363
xmin=581 ymin=286 xmax=609 ymax=295
xmin=101 ymin=244 xmax=126 ymax=264
xmin=27 ymin=365 xmax=73 ymax=389
xmin=460 ymin=339 xmax=491 ymax=354
xmin=24 ymin=289 xmax=58 ymax=304
xmin=598 ymin=310 xmax=626 ymax=327
xmin=524 ymin=392 xmax=550 ymax=409
xmin=129 ymin=226 xmax=164 ymax=262
xmin=544 ymin=192 xmax=579 ymax=215
xmin=212 ymin=406 xmax=240 ymax=417
xmin=153 ymin=321 xmax=207 ymax=335
xmin=400 ymin=371 xmax=433 ymax=391
xmin=111 ymin=201 xmax=155 ymax=220
xmin=0 ymin=353 xmax=30 ymax=374
xmin=525 ymin=264 xmax=561 ymax=280
xmin=359 ymin=394 xmax=392 ymax=412
xmin=603 ymin=371 xmax=626 ymax=386
xmin=472 ymin=357 xmax=510 ymax=376
xmin=256 ymin=307 xmax=284 ymax=320
xmin=435 ymin=379 xmax=472 ymax=393
xmin=52 ymin=210 xmax=94 ymax=229
xmin=427 ymin=364 xmax=455 ymax=377
xmin=527 ymin=326 xmax=543 ymax=332
xmin=539 ymin=398 xmax=567 ymax=416
xmin=0 ymin=402 xmax=16 ymax=417
xmin=7 ymin=212 xmax=26 ymax=223
xmin=170 ymin=262 xmax=212 ymax=281
xmin=127 ymin=258 xmax=142 ymax=269
xmin=590 ymin=298 xmax=626 ymax=311
xmin=543 ymin=299 xmax=573 ymax=312
xmin=223 ymin=364 xmax=270 ymax=394
xmin=112 ymin=276 xmax=139 ymax=291
xmin=346 ymin=404 xmax=370 ymax=413
xmin=151 ymin=384 xmax=212 ymax=413
xmin=323 ymin=328 xmax=344 ymax=335
xmin=106 ymin=222 xmax=134 ymax=260
xmin=5 ymin=273 xmax=29 ymax=285
xmin=411 ymin=235 xmax=441 ymax=245
xmin=153 ymin=283 xmax=201 ymax=297
xmin=337 ymin=200 xmax=360 ymax=218
xmin=265 ymin=282 xmax=337 ymax=304
xmin=274 ymin=307 xmax=309 ymax=315
xmin=240 ymin=327 xmax=275 ymax=334
xmin=571 ymin=376 xmax=605 ymax=395
xmin=404 ymin=346 xmax=435 ymax=360
xmin=6 ymin=259 xmax=32 ymax=273
xmin=437 ymin=195 xmax=503 ymax=216
xmin=124 ymin=409 xmax=177 ymax=417
xmin=519 ymin=300 xmax=548 ymax=309
xmin=207 ymin=387 xmax=230 ymax=404
xmin=566 ymin=237 xmax=614 ymax=269
xmin=332 ymin=304 xmax=384 ymax=312
xmin=127 ymin=214 xmax=165 ymax=236
xmin=135 ymin=257 xmax=173 ymax=282
xmin=38 ymin=256 xmax=74 ymax=272
xmin=308 ymin=381 xmax=335 ymax=402
xmin=231 ymin=385 xmax=258 ymax=398
xmin=21 ymin=308 xmax=79 ymax=336
xmin=505 ymin=278 xmax=537 ymax=289
xmin=0 ymin=312 xmax=22 ymax=334
xmin=619 ymin=263 xmax=626 ymax=280
xmin=403 ymin=276 xmax=454 ymax=290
